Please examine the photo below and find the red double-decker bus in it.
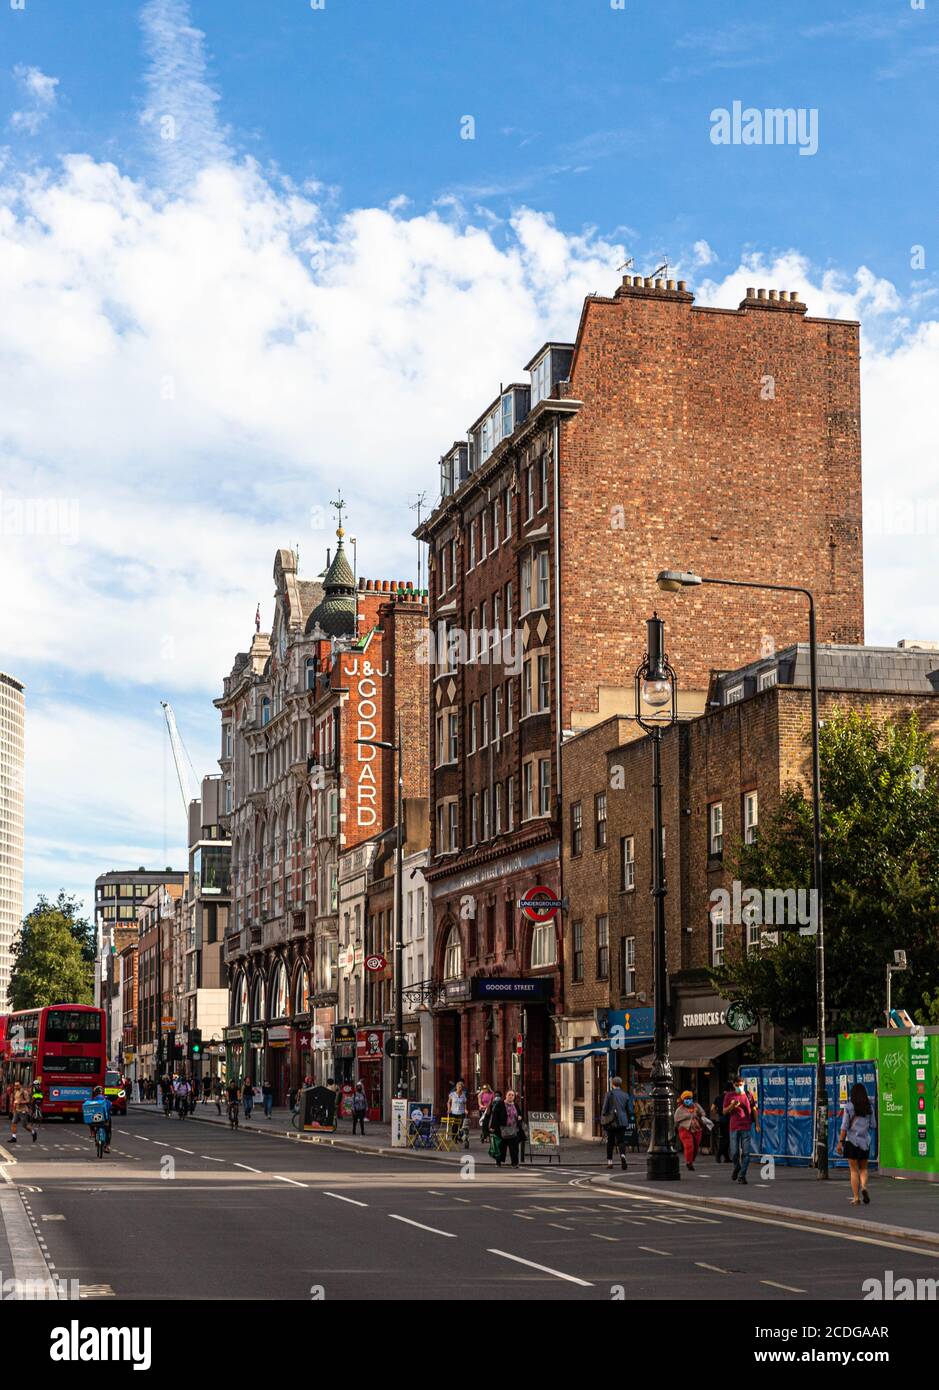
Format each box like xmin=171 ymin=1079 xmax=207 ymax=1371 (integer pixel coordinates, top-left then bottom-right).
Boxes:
xmin=0 ymin=1004 xmax=107 ymax=1120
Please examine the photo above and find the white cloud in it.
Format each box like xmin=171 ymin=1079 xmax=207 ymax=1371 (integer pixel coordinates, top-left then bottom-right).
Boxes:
xmin=693 ymin=239 xmax=716 ymax=266
xmin=9 ymin=64 xmax=59 ymax=135
xmin=139 ymin=0 xmax=230 ymax=188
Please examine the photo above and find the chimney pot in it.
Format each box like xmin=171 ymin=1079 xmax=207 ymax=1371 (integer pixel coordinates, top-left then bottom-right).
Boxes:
xmin=746 ymin=287 xmax=755 ymax=299
xmin=643 ymin=277 xmax=652 ymax=287
xmin=666 ymin=279 xmax=675 ymax=290
xmin=655 ymin=278 xmax=664 ymax=289
xmin=789 ymin=290 xmax=799 ymax=302
xmin=758 ymin=288 xmax=767 ymax=300
xmin=677 ymin=280 xmax=686 ymax=292
xmin=769 ymin=289 xmax=778 ymax=301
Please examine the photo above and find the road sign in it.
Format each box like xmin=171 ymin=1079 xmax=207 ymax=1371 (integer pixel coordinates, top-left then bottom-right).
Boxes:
xmin=365 ymin=954 xmax=386 ymax=973
xmin=518 ymin=886 xmax=563 ymax=922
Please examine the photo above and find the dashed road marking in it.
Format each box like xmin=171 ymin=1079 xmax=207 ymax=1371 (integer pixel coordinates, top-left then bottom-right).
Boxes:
xmin=638 ymin=1246 xmax=671 ymax=1256
xmin=323 ymin=1192 xmax=367 ymax=1207
xmin=389 ymin=1215 xmax=456 ymax=1238
xmin=487 ymin=1249 xmax=592 ymax=1287
xmin=695 ymin=1261 xmax=732 ymax=1274
xmin=762 ymin=1279 xmax=807 ymax=1293
xmin=275 ymin=1175 xmax=307 ymax=1187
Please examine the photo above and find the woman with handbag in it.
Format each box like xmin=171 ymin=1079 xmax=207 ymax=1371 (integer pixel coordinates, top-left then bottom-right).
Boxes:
xmin=489 ymin=1089 xmax=524 ymax=1168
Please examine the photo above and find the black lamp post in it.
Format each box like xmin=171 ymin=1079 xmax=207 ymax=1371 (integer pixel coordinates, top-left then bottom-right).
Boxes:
xmin=355 ymin=716 xmax=406 ymax=1098
xmin=635 ymin=614 xmax=681 ymax=1181
xmin=656 ymin=568 xmax=828 ymax=1178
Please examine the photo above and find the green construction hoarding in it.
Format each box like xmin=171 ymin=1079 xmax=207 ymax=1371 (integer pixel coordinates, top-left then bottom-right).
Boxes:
xmin=804 ymin=1028 xmax=938 ymax=1181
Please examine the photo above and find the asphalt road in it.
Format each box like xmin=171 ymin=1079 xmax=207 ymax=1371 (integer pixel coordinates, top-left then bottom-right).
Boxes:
xmin=4 ymin=1108 xmax=938 ymax=1301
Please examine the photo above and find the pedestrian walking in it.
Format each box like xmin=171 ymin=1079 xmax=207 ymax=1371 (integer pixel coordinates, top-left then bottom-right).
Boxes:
xmin=215 ymin=1076 xmax=223 ymax=1115
xmin=262 ymin=1081 xmax=274 ymax=1119
xmin=447 ymin=1080 xmax=469 ymax=1148
xmin=724 ymin=1074 xmax=757 ymax=1184
xmin=487 ymin=1089 xmax=524 ymax=1168
xmin=477 ymin=1082 xmax=494 ymax=1142
xmin=350 ymin=1081 xmax=368 ymax=1135
xmin=242 ymin=1076 xmax=254 ymax=1120
xmin=710 ymin=1091 xmax=731 ymax=1163
xmin=674 ymin=1090 xmax=707 ymax=1171
xmin=8 ymin=1079 xmax=37 ymax=1144
xmin=599 ymin=1075 xmax=634 ymax=1171
xmin=837 ymin=1082 xmax=874 ymax=1205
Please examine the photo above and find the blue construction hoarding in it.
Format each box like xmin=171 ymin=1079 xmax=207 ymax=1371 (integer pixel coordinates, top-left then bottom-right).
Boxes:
xmin=741 ymin=1061 xmax=878 ymax=1167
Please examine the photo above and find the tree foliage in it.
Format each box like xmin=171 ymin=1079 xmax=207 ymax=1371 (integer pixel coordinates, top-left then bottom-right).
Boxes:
xmin=9 ymin=893 xmax=95 ymax=1010
xmin=711 ymin=709 xmax=939 ymax=1036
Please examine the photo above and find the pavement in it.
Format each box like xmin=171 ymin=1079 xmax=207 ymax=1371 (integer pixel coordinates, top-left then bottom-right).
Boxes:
xmin=0 ymin=1107 xmax=937 ymax=1302
xmin=132 ymin=1100 xmax=939 ymax=1247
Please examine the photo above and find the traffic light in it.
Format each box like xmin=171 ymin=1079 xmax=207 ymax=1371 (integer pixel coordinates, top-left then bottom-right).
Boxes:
xmin=189 ymin=1029 xmax=202 ymax=1062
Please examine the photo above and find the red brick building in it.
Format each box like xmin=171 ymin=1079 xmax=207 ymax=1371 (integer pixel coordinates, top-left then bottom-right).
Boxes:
xmin=560 ymin=643 xmax=939 ymax=1135
xmin=220 ymin=534 xmax=428 ymax=1102
xmin=416 ymin=274 xmax=863 ymax=1116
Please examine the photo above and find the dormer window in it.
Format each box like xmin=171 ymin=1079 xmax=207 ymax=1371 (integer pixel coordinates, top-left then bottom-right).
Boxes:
xmin=528 ymin=345 xmax=574 ymax=406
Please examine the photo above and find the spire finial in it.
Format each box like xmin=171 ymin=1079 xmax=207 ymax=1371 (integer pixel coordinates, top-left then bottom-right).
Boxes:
xmin=331 ymin=493 xmax=346 ymax=542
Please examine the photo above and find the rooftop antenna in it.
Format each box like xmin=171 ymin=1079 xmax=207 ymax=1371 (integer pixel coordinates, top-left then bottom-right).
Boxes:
xmin=649 ymin=259 xmax=669 ymax=280
xmin=410 ymin=491 xmax=428 ymax=591
xmin=617 ymin=256 xmax=634 ymax=273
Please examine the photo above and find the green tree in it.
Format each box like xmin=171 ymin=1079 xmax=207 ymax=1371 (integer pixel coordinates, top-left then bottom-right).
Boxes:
xmin=712 ymin=709 xmax=939 ymax=1036
xmin=9 ymin=893 xmax=95 ymax=1010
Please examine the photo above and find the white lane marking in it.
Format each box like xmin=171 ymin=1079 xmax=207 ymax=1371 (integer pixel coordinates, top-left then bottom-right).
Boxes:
xmin=174 ymin=1148 xmax=194 ymax=1155
xmin=390 ymin=1215 xmax=457 ymax=1238
xmin=151 ymin=1141 xmax=170 ymax=1147
xmin=487 ymin=1248 xmax=593 ymax=1287
xmin=452 ymin=1197 xmax=471 ymax=1203
xmin=201 ymin=1156 xmax=226 ymax=1163
xmin=513 ymin=1213 xmax=534 ymax=1220
xmin=695 ymin=1261 xmax=732 ymax=1274
xmin=275 ymin=1175 xmax=308 ymax=1187
xmin=638 ymin=1247 xmax=672 ymax=1256
xmin=426 ymin=1190 xmax=445 ymax=1195
xmin=234 ymin=1163 xmax=262 ymax=1173
xmin=591 ymin=1233 xmax=618 ymax=1242
xmin=481 ymin=1204 xmax=500 ymax=1211
xmin=548 ymin=1223 xmax=575 ymax=1231
xmin=117 ymin=1130 xmax=129 ymax=1135
xmin=604 ymin=1186 xmax=939 ymax=1259
xmin=323 ymin=1191 xmax=368 ymax=1207
xmin=41 ymin=1215 xmax=65 ymax=1221
xmin=762 ymin=1279 xmax=807 ymax=1293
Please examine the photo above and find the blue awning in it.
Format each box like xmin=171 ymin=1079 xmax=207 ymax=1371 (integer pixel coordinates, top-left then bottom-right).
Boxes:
xmin=550 ymin=1041 xmax=613 ymax=1065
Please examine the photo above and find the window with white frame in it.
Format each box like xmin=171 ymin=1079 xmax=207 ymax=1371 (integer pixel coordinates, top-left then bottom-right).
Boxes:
xmin=505 ymin=677 xmax=514 ymax=732
xmin=470 ymin=793 xmax=479 ymax=845
xmin=537 ymin=653 xmax=550 ymax=711
xmin=539 ymin=453 xmax=549 ymax=511
xmin=621 ymin=835 xmax=635 ymax=891
xmin=495 ymin=781 xmax=503 ymax=834
xmin=623 ymin=935 xmax=636 ymax=994
xmin=743 ymin=790 xmax=758 ymax=844
xmin=526 ymin=467 xmax=535 ymax=520
xmin=520 ymin=554 xmax=531 ymax=615
xmin=492 ymin=499 xmax=500 ymax=550
xmin=758 ymin=667 xmax=777 ymax=691
xmin=493 ymin=687 xmax=502 ymax=740
xmin=711 ymin=905 xmax=725 ymax=966
xmin=448 ymin=801 xmax=459 ymax=851
xmin=506 ymin=775 xmax=515 ymax=830
xmin=536 ymin=550 xmax=550 ymax=608
xmin=709 ymin=801 xmax=724 ymax=857
xmin=470 ymin=703 xmax=477 ymax=753
xmin=443 ymin=925 xmax=463 ymax=979
xmin=530 ymin=919 xmax=556 ymax=967
xmin=468 ymin=521 xmax=476 ymax=570
xmin=480 ymin=694 xmax=489 ymax=747
xmin=480 ymin=509 xmax=488 ymax=557
xmin=482 ymin=787 xmax=490 ymax=839
xmin=436 ymin=803 xmax=445 ymax=850
xmin=538 ymin=757 xmax=551 ymax=816
xmin=504 ymin=488 xmax=512 ymax=540
xmin=522 ymin=761 xmax=534 ymax=820
xmin=724 ymin=684 xmax=744 ymax=705
xmin=596 ymin=915 xmax=609 ymax=980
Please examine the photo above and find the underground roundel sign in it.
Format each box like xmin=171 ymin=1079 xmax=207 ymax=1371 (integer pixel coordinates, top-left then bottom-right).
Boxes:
xmin=365 ymin=954 xmax=386 ymax=973
xmin=518 ymin=886 xmax=562 ymax=923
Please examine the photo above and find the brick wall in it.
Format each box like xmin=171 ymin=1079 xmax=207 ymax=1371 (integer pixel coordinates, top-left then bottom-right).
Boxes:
xmin=559 ymin=282 xmax=864 ymax=727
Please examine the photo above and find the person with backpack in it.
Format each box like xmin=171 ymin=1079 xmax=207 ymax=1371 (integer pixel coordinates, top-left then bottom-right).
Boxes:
xmin=599 ymin=1075 xmax=633 ymax=1171
xmin=723 ymin=1074 xmax=757 ymax=1184
xmin=837 ymin=1082 xmax=874 ymax=1205
xmin=350 ymin=1081 xmax=368 ymax=1135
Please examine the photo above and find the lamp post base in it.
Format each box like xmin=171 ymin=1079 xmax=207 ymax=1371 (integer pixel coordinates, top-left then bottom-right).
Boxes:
xmin=646 ymin=1147 xmax=681 ymax=1181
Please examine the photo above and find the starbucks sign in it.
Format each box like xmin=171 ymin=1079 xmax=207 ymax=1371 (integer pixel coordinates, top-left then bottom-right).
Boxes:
xmin=727 ymin=1003 xmax=756 ymax=1033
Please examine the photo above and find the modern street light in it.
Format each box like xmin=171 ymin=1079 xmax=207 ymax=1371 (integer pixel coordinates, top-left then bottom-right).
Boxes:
xmin=886 ymin=949 xmax=908 ymax=1024
xmin=635 ymin=614 xmax=681 ymax=1181
xmin=656 ymin=568 xmax=829 ymax=1178
xmin=355 ymin=716 xmax=406 ymax=1098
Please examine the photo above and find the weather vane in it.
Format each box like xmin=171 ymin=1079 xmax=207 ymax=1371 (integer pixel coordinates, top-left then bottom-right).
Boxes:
xmin=331 ymin=493 xmax=346 ymax=537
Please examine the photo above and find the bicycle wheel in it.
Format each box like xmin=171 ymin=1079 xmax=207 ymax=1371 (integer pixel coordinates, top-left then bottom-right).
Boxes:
xmin=291 ymin=1109 xmax=301 ymax=1131
xmin=95 ymin=1130 xmax=104 ymax=1158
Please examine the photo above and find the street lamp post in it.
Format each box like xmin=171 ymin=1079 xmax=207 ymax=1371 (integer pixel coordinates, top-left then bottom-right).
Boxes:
xmin=356 ymin=717 xmax=406 ymax=1098
xmin=635 ymin=614 xmax=681 ymax=1181
xmin=656 ymin=568 xmax=829 ymax=1178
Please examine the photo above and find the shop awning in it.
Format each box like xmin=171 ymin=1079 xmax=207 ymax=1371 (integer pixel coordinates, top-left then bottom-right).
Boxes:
xmin=636 ymin=1038 xmax=742 ymax=1069
xmin=550 ymin=1041 xmax=613 ymax=1065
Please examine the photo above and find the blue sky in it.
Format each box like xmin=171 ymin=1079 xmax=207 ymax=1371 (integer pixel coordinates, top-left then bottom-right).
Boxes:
xmin=1 ymin=0 xmax=937 ymax=920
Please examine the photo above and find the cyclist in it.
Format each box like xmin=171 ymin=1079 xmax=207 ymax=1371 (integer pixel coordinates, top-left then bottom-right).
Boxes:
xmin=87 ymin=1085 xmax=112 ymax=1152
xmin=174 ymin=1075 xmax=191 ymax=1117
xmin=31 ymin=1079 xmax=43 ymax=1126
xmin=9 ymin=1079 xmax=38 ymax=1144
xmin=226 ymin=1077 xmax=240 ymax=1129
xmin=160 ymin=1074 xmax=173 ymax=1117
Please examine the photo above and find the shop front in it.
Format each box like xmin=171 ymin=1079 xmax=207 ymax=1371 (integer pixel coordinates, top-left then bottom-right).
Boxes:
xmin=224 ymin=1025 xmax=246 ymax=1083
xmin=291 ymin=1016 xmax=313 ymax=1087
xmin=356 ymin=1026 xmax=385 ymax=1120
xmin=660 ymin=985 xmax=758 ymax=1110
xmin=266 ymin=1025 xmax=291 ymax=1102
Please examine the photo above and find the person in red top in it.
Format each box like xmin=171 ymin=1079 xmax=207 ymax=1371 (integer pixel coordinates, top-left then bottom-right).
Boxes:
xmin=723 ymin=1075 xmax=757 ymax=1184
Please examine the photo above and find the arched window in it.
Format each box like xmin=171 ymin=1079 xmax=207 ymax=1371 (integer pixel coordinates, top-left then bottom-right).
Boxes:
xmin=530 ymin=921 xmax=556 ymax=968
xmin=261 ymin=696 xmax=271 ymax=726
xmin=270 ymin=958 xmax=288 ymax=1019
xmin=251 ymin=974 xmax=266 ymax=1022
xmin=232 ymin=972 xmax=249 ymax=1025
xmin=293 ymin=964 xmax=310 ymax=1015
xmin=443 ymin=924 xmax=463 ymax=980
xmin=306 ymin=659 xmax=316 ymax=691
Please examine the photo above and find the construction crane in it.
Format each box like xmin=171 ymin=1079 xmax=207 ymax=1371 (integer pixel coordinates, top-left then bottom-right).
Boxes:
xmin=160 ymin=701 xmax=199 ymax=821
